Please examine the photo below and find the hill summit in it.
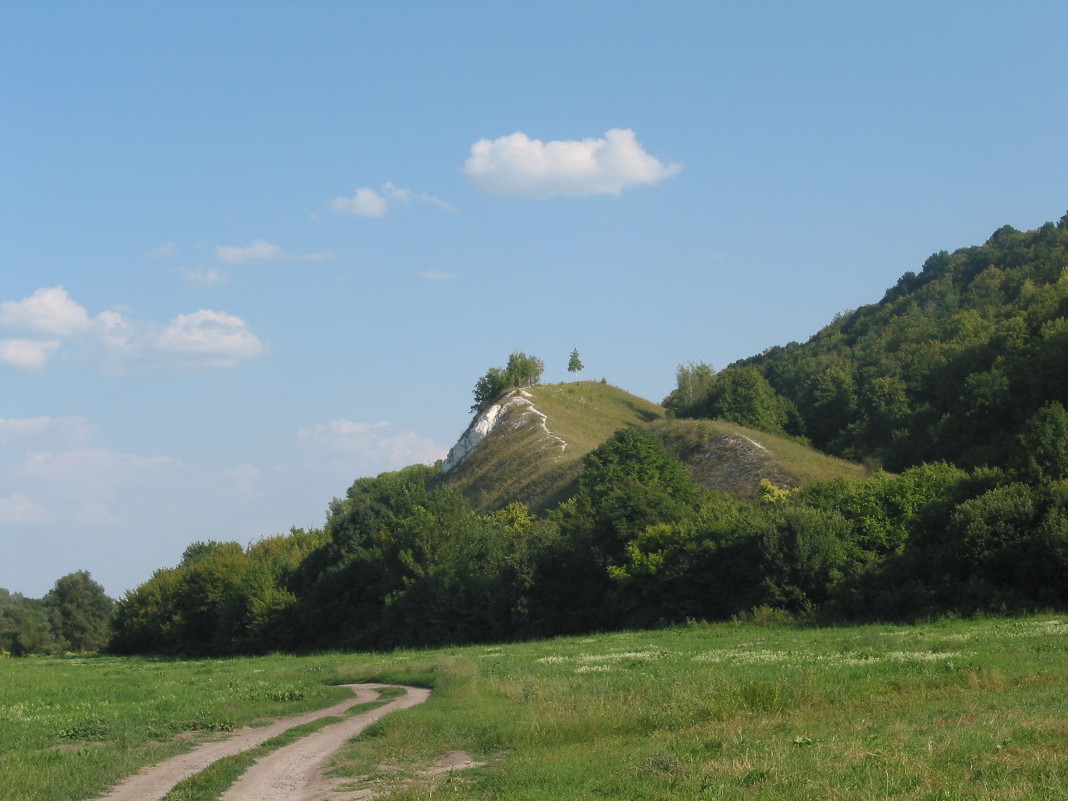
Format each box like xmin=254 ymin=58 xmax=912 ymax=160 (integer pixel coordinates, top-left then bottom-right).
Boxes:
xmin=438 ymin=380 xmax=865 ymax=512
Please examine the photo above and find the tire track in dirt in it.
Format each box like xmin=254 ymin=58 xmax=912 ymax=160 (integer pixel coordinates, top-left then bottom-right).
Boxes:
xmin=219 ymin=683 xmax=431 ymax=801
xmin=91 ymin=684 xmax=427 ymax=801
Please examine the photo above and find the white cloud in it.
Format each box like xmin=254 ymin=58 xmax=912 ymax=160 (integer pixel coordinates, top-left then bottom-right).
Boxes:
xmin=0 ymin=287 xmax=266 ymax=372
xmin=330 ymin=182 xmax=455 ymax=218
xmin=216 ymin=238 xmax=283 ymax=264
xmin=155 ymin=309 xmax=267 ymax=366
xmin=463 ymin=128 xmax=682 ymax=198
xmin=0 ymin=286 xmax=91 ymax=336
xmin=0 ymin=338 xmax=60 ymax=370
xmin=331 ymin=187 xmax=390 ymax=217
xmin=298 ymin=418 xmax=446 ymax=468
xmin=216 ymin=239 xmax=332 ymax=264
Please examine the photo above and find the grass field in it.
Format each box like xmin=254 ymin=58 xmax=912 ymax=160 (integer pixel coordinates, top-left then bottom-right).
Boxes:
xmin=2 ymin=615 xmax=1066 ymax=800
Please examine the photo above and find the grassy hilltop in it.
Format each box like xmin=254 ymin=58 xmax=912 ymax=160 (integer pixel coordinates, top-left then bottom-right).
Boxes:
xmin=438 ymin=380 xmax=866 ymax=513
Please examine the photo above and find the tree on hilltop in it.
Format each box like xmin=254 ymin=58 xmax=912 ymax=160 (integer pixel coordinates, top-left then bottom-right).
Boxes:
xmin=471 ymin=351 xmax=545 ymax=413
xmin=506 ymin=351 xmax=544 ymax=387
xmin=568 ymin=348 xmax=584 ymax=375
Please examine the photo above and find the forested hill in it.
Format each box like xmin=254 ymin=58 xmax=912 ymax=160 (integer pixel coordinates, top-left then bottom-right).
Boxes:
xmin=99 ymin=213 xmax=1068 ymax=658
xmin=684 ymin=215 xmax=1068 ymax=472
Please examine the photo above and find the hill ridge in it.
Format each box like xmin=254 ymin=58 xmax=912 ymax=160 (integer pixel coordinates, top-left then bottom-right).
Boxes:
xmin=442 ymin=389 xmax=567 ymax=473
xmin=438 ymin=381 xmax=865 ymax=511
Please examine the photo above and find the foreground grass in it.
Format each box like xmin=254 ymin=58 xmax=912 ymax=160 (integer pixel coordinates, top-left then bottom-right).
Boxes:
xmin=0 ymin=655 xmax=355 ymax=801
xmin=2 ymin=616 xmax=1066 ymax=800
xmin=327 ymin=616 xmax=1068 ymax=800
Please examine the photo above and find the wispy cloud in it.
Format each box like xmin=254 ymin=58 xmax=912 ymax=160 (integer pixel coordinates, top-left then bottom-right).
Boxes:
xmin=181 ymin=267 xmax=230 ymax=287
xmin=0 ymin=491 xmax=57 ymax=524
xmin=0 ymin=415 xmax=93 ymax=449
xmin=464 ymin=128 xmax=681 ymax=198
xmin=0 ymin=416 xmax=176 ymax=527
xmin=147 ymin=242 xmax=180 ymax=259
xmin=0 ymin=286 xmax=266 ymax=372
xmin=298 ymin=418 xmax=446 ymax=469
xmin=330 ymin=182 xmax=455 ymax=218
xmin=215 ymin=239 xmax=332 ymax=264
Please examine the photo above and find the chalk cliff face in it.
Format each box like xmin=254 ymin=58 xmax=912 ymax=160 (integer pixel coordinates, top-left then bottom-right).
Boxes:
xmin=441 ymin=390 xmax=565 ymax=473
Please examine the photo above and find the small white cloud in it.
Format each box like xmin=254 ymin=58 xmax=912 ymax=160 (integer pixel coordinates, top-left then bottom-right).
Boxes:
xmin=216 ymin=239 xmax=283 ymax=264
xmin=382 ymin=182 xmax=456 ymax=212
xmin=420 ymin=270 xmax=457 ymax=281
xmin=147 ymin=242 xmax=180 ymax=259
xmin=155 ymin=309 xmax=267 ymax=366
xmin=215 ymin=239 xmax=332 ymax=264
xmin=0 ymin=286 xmax=91 ymax=337
xmin=331 ymin=187 xmax=390 ymax=217
xmin=0 ymin=338 xmax=60 ymax=370
xmin=331 ymin=183 xmax=455 ymax=218
xmin=464 ymin=128 xmax=682 ymax=198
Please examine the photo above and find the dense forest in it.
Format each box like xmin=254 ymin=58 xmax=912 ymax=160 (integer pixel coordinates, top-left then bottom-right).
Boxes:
xmin=669 ymin=215 xmax=1068 ymax=473
xmin=6 ymin=214 xmax=1068 ymax=656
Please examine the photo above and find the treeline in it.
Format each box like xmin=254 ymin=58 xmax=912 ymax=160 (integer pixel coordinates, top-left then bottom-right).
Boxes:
xmin=0 ymin=571 xmax=114 ymax=656
xmin=666 ymin=215 xmax=1068 ymax=473
xmin=109 ymin=410 xmax=1068 ymax=656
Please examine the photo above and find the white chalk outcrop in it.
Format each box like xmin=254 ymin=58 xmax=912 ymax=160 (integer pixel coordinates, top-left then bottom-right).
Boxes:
xmin=441 ymin=389 xmax=566 ymax=472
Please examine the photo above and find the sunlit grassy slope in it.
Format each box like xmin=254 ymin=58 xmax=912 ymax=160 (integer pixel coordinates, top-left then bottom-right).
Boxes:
xmin=438 ymin=381 xmax=665 ymax=512
xmin=439 ymin=381 xmax=867 ymax=511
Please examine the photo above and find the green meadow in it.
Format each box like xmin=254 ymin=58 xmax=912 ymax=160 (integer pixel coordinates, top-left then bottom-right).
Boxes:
xmin=2 ymin=615 xmax=1067 ymax=800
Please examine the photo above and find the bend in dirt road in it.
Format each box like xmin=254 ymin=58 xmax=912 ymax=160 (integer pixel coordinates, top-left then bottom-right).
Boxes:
xmin=91 ymin=683 xmax=428 ymax=801
xmin=219 ymin=683 xmax=431 ymax=801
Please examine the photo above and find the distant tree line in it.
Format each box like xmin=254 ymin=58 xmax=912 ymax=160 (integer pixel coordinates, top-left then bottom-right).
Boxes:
xmin=1 ymin=571 xmax=114 ymax=656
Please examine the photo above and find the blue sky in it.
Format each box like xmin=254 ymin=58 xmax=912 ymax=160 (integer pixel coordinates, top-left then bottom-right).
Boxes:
xmin=2 ymin=1 xmax=1066 ymax=598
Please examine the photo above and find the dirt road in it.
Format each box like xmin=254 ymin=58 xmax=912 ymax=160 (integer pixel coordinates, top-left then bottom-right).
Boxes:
xmin=91 ymin=683 xmax=429 ymax=801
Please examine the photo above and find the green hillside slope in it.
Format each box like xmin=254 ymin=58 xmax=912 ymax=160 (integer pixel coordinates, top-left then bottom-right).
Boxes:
xmin=437 ymin=381 xmax=664 ymax=512
xmin=649 ymin=417 xmax=869 ymax=499
xmin=438 ymin=381 xmax=866 ymax=511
